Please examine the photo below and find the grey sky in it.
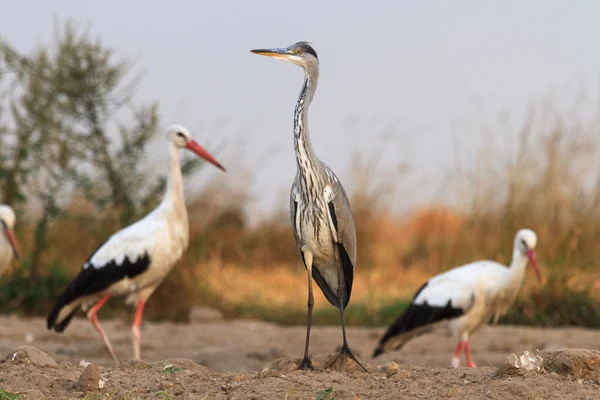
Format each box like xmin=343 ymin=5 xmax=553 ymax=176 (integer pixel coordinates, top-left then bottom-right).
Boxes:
xmin=1 ymin=1 xmax=599 ymax=220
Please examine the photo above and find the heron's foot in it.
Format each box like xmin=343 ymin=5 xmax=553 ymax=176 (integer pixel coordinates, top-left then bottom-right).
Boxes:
xmin=325 ymin=345 xmax=369 ymax=373
xmin=298 ymin=356 xmax=314 ymax=371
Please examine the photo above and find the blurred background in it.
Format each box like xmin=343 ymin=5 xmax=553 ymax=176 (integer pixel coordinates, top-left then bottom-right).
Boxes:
xmin=1 ymin=0 xmax=600 ymax=328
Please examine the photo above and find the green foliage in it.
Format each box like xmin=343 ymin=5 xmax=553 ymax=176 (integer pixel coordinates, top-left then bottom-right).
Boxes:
xmin=501 ymin=274 xmax=600 ymax=328
xmin=0 ymin=389 xmax=20 ymax=400
xmin=0 ymin=18 xmax=214 ymax=294
xmin=160 ymin=365 xmax=182 ymax=374
xmin=0 ymin=262 xmax=70 ymax=314
xmin=315 ymin=387 xmax=336 ymax=400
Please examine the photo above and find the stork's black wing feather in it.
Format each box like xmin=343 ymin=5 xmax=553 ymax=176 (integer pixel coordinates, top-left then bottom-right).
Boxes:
xmin=372 ymin=282 xmax=466 ymax=357
xmin=47 ymin=251 xmax=151 ymax=332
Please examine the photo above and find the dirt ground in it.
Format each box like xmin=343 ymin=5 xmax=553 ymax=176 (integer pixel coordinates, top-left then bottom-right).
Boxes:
xmin=1 ymin=311 xmax=600 ymax=399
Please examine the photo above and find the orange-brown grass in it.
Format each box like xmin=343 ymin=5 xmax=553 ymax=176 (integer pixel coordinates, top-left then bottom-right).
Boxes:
xmin=199 ymin=261 xmax=432 ymax=312
xmin=4 ymin=94 xmax=600 ymax=328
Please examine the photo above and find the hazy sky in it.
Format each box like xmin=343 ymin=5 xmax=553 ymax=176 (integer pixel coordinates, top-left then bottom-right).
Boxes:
xmin=1 ymin=1 xmax=599 ymax=219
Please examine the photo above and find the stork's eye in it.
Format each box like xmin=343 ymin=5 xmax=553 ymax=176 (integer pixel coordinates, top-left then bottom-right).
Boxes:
xmin=176 ymin=132 xmax=185 ymax=139
xmin=295 ymin=48 xmax=303 ymax=55
xmin=521 ymin=239 xmax=527 ymax=248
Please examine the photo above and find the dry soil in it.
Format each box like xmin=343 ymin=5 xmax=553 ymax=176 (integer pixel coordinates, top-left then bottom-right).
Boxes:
xmin=1 ymin=312 xmax=600 ymax=399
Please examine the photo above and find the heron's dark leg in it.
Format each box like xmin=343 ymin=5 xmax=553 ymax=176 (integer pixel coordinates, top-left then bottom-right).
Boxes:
xmin=325 ymin=267 xmax=369 ymax=373
xmin=299 ymin=251 xmax=314 ymax=370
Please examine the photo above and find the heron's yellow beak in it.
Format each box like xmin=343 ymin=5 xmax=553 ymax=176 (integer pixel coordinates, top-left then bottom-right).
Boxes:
xmin=250 ymin=48 xmax=293 ymax=60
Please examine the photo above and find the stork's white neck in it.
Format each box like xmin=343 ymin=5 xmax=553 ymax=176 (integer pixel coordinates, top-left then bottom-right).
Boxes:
xmin=506 ymin=246 xmax=529 ymax=285
xmin=162 ymin=142 xmax=184 ymax=208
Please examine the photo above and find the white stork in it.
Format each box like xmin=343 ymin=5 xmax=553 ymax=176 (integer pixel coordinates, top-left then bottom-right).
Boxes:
xmin=47 ymin=125 xmax=225 ymax=364
xmin=0 ymin=205 xmax=20 ymax=277
xmin=372 ymin=229 xmax=541 ymax=368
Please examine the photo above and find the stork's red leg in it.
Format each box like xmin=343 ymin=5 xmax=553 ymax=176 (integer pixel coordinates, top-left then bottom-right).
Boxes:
xmin=452 ymin=342 xmax=462 ymax=368
xmin=464 ymin=340 xmax=477 ymax=368
xmin=132 ymin=298 xmax=146 ymax=361
xmin=87 ymin=293 xmax=119 ymax=364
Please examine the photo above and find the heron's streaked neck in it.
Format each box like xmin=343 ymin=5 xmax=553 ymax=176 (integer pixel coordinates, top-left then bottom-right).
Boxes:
xmin=162 ymin=142 xmax=185 ymax=209
xmin=294 ymin=65 xmax=320 ymax=175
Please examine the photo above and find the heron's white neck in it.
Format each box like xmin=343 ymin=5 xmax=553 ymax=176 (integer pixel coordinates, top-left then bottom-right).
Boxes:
xmin=161 ymin=143 xmax=185 ymax=209
xmin=294 ymin=70 xmax=319 ymax=167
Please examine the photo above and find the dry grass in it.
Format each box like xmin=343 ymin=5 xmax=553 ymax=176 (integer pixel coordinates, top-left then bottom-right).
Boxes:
xmin=199 ymin=262 xmax=432 ymax=312
xmin=3 ymin=93 xmax=600 ymax=327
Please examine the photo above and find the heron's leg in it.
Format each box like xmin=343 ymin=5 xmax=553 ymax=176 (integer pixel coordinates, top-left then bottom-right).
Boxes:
xmin=325 ymin=267 xmax=368 ymax=373
xmin=132 ymin=298 xmax=146 ymax=361
xmin=87 ymin=293 xmax=120 ymax=365
xmin=299 ymin=251 xmax=314 ymax=370
xmin=464 ymin=340 xmax=477 ymax=368
xmin=452 ymin=342 xmax=462 ymax=368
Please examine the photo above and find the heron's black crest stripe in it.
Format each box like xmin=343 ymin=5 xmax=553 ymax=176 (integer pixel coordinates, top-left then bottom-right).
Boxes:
xmin=295 ymin=42 xmax=318 ymax=59
xmin=47 ymin=252 xmax=151 ymax=332
xmin=372 ymin=297 xmax=465 ymax=358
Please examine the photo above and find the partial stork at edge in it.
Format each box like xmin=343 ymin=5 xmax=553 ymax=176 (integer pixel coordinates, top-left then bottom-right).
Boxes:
xmin=0 ymin=205 xmax=20 ymax=277
xmin=251 ymin=42 xmax=367 ymax=372
xmin=372 ymin=229 xmax=541 ymax=368
xmin=47 ymin=125 xmax=226 ymax=364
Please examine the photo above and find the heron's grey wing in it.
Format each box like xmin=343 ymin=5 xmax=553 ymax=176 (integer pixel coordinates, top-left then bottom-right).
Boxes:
xmin=290 ymin=181 xmax=337 ymax=305
xmin=324 ymin=171 xmax=357 ymax=310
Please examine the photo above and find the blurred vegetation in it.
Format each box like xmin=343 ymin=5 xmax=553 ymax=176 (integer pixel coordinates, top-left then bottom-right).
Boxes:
xmin=1 ymin=20 xmax=600 ymax=329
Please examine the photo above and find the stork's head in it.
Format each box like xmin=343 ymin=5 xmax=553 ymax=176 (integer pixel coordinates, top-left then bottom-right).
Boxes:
xmin=165 ymin=124 xmax=226 ymax=172
xmin=515 ymin=229 xmax=540 ymax=282
xmin=0 ymin=205 xmax=19 ymax=260
xmin=251 ymin=41 xmax=319 ymax=69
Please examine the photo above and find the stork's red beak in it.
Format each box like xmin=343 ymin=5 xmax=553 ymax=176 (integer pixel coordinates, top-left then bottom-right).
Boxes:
xmin=185 ymin=140 xmax=226 ymax=172
xmin=527 ymin=249 xmax=541 ymax=282
xmin=3 ymin=225 xmax=20 ymax=260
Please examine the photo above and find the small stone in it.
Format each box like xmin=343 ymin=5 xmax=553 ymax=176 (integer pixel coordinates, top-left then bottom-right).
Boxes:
xmin=381 ymin=361 xmax=400 ymax=377
xmin=24 ymin=333 xmax=34 ymax=344
xmin=389 ymin=369 xmax=412 ymax=380
xmin=259 ymin=368 xmax=281 ymax=378
xmin=8 ymin=346 xmax=58 ymax=367
xmin=77 ymin=364 xmax=101 ymax=394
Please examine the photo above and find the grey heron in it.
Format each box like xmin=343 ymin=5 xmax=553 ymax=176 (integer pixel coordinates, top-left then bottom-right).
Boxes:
xmin=251 ymin=42 xmax=367 ymax=372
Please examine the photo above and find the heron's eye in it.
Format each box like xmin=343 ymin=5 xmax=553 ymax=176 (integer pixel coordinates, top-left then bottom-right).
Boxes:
xmin=295 ymin=48 xmax=303 ymax=55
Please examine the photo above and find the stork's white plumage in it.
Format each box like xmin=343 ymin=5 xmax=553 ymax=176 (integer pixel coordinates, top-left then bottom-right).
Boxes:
xmin=372 ymin=229 xmax=541 ymax=368
xmin=47 ymin=125 xmax=225 ymax=364
xmin=0 ymin=205 xmax=20 ymax=277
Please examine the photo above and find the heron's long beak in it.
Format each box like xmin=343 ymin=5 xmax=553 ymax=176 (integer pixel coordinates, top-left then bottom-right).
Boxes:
xmin=185 ymin=140 xmax=226 ymax=172
xmin=527 ymin=249 xmax=541 ymax=282
xmin=250 ymin=48 xmax=293 ymax=60
xmin=2 ymin=224 xmax=20 ymax=260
